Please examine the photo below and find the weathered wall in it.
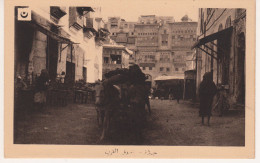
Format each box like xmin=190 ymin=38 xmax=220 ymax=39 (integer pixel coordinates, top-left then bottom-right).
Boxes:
xmin=29 ymin=31 xmax=47 ymax=77
xmin=196 ymin=9 xmax=246 ymax=105
xmin=56 ymin=44 xmax=68 ymax=76
xmin=74 ymin=45 xmax=85 ymax=81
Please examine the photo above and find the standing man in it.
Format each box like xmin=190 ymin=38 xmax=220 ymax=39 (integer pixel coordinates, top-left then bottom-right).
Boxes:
xmin=175 ymin=81 xmax=182 ymax=104
xmin=199 ymin=72 xmax=217 ymax=126
xmin=144 ymin=83 xmax=152 ymax=115
xmin=168 ymin=88 xmax=174 ymax=100
xmin=34 ymin=69 xmax=49 ymax=110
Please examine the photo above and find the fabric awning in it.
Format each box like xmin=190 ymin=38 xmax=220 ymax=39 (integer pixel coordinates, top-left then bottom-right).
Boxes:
xmin=76 ymin=7 xmax=95 ymax=15
xmin=191 ymin=26 xmax=233 ymax=60
xmin=29 ymin=10 xmax=74 ymax=44
xmin=154 ymin=75 xmax=184 ymax=81
xmin=192 ymin=26 xmax=233 ymax=49
xmin=29 ymin=21 xmax=74 ymax=44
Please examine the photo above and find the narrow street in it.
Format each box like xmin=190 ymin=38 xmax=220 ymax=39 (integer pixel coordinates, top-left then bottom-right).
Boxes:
xmin=14 ymin=99 xmax=245 ymax=146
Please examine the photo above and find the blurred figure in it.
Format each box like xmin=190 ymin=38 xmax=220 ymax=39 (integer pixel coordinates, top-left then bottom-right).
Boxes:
xmin=16 ymin=75 xmax=27 ymax=90
xmin=150 ymin=88 xmax=154 ymax=99
xmin=199 ymin=72 xmax=217 ymax=126
xmin=168 ymin=88 xmax=174 ymax=100
xmin=34 ymin=69 xmax=49 ymax=110
xmin=94 ymin=81 xmax=105 ymax=127
xmin=144 ymin=84 xmax=151 ymax=115
xmin=175 ymin=81 xmax=182 ymax=104
xmin=60 ymin=71 xmax=66 ymax=84
xmin=15 ymin=75 xmax=28 ymax=108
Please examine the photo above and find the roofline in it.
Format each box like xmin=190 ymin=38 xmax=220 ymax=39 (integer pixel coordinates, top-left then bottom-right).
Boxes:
xmin=103 ymin=46 xmax=125 ymax=50
xmin=135 ymin=24 xmax=160 ymax=26
xmin=168 ymin=21 xmax=198 ymax=24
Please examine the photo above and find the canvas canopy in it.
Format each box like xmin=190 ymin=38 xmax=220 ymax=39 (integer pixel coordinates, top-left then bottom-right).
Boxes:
xmin=154 ymin=75 xmax=184 ymax=81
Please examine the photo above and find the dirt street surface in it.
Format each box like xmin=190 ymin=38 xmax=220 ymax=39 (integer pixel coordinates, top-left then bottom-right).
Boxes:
xmin=14 ymin=99 xmax=245 ymax=146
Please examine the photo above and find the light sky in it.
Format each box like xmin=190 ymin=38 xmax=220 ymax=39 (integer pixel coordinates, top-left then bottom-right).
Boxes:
xmin=97 ymin=0 xmax=199 ymax=22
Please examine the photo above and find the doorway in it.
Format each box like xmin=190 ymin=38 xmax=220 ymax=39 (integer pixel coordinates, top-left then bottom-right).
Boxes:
xmin=237 ymin=33 xmax=245 ymax=104
xmin=217 ymin=32 xmax=231 ymax=86
xmin=47 ymin=37 xmax=59 ymax=81
xmin=83 ymin=67 xmax=87 ymax=82
xmin=65 ymin=61 xmax=75 ymax=85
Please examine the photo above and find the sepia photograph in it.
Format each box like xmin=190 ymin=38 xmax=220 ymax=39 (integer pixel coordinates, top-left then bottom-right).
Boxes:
xmin=4 ymin=0 xmax=255 ymax=159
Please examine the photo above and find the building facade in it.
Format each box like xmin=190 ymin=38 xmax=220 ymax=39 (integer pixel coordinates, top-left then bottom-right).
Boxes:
xmin=137 ymin=15 xmax=197 ymax=86
xmin=104 ymin=15 xmax=197 ymax=86
xmin=105 ymin=17 xmax=136 ymax=65
xmin=15 ymin=6 xmax=109 ymax=86
xmin=102 ymin=44 xmax=132 ymax=75
xmin=194 ymin=8 xmax=246 ymax=105
xmin=135 ymin=22 xmax=159 ymax=84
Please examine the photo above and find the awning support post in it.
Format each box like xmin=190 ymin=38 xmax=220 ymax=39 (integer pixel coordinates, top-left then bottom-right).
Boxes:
xmin=203 ymin=44 xmax=219 ymax=56
xmin=197 ymin=46 xmax=218 ymax=60
xmin=209 ymin=41 xmax=229 ymax=54
xmin=61 ymin=43 xmax=70 ymax=52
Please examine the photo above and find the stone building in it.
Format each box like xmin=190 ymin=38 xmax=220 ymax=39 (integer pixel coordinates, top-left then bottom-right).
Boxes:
xmin=134 ymin=21 xmax=159 ymax=85
xmin=105 ymin=17 xmax=136 ymax=65
xmin=15 ymin=6 xmax=108 ymax=86
xmin=104 ymin=15 xmax=197 ymax=86
xmin=102 ymin=44 xmax=132 ymax=75
xmin=137 ymin=15 xmax=197 ymax=86
xmin=137 ymin=15 xmax=175 ymax=24
xmin=169 ymin=19 xmax=198 ymax=74
xmin=193 ymin=9 xmax=246 ymax=105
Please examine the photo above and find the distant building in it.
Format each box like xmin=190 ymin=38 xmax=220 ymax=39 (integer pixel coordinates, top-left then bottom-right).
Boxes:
xmin=104 ymin=15 xmax=197 ymax=86
xmin=169 ymin=20 xmax=198 ymax=74
xmin=102 ymin=44 xmax=132 ymax=75
xmin=136 ymin=15 xmax=197 ymax=86
xmin=105 ymin=17 xmax=137 ymax=65
xmin=138 ymin=15 xmax=175 ymax=24
xmin=135 ymin=22 xmax=159 ymax=85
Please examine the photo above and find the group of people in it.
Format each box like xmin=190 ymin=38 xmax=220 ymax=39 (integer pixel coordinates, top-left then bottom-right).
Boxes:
xmin=16 ymin=66 xmax=220 ymax=127
xmin=33 ymin=69 xmax=50 ymax=109
xmin=16 ymin=69 xmax=68 ymax=110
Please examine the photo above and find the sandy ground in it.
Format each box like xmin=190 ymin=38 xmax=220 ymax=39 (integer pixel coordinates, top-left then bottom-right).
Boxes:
xmin=14 ymin=99 xmax=245 ymax=146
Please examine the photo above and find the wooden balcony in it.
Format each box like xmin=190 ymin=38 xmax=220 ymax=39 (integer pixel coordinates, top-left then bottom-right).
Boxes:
xmin=84 ymin=18 xmax=98 ymax=33
xmin=69 ymin=7 xmax=84 ymax=30
xmin=50 ymin=7 xmax=67 ymax=20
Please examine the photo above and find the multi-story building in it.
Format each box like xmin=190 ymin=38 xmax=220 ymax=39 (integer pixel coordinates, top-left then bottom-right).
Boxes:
xmin=104 ymin=15 xmax=197 ymax=86
xmin=105 ymin=17 xmax=136 ymax=65
xmin=15 ymin=6 xmax=109 ymax=86
xmin=169 ymin=17 xmax=198 ymax=74
xmin=137 ymin=15 xmax=175 ymax=24
xmin=137 ymin=15 xmax=197 ymax=86
xmin=194 ymin=8 xmax=246 ymax=105
xmin=135 ymin=22 xmax=159 ymax=84
xmin=102 ymin=44 xmax=132 ymax=75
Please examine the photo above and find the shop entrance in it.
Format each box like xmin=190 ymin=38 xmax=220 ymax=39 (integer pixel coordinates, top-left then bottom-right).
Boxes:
xmin=237 ymin=33 xmax=245 ymax=104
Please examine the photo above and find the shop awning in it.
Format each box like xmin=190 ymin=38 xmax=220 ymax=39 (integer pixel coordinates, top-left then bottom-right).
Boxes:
xmin=192 ymin=27 xmax=233 ymax=49
xmin=191 ymin=27 xmax=233 ymax=60
xmin=29 ymin=21 xmax=74 ymax=44
xmin=154 ymin=75 xmax=184 ymax=81
xmin=76 ymin=7 xmax=95 ymax=15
